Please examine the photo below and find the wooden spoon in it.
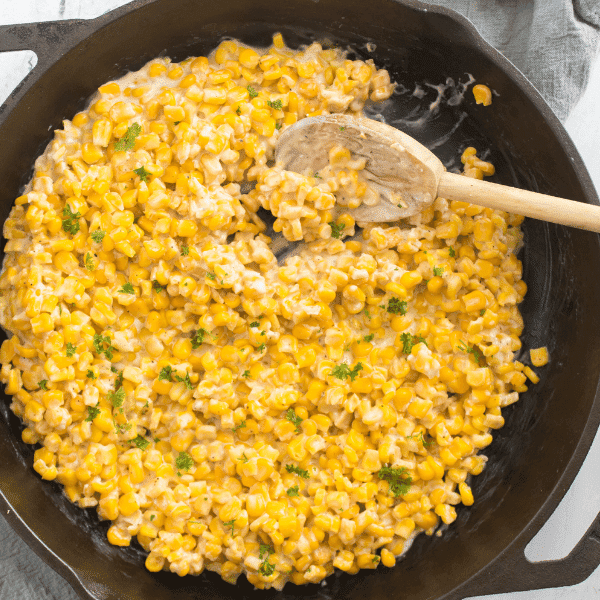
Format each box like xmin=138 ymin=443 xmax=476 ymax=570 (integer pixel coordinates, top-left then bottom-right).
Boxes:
xmin=275 ymin=114 xmax=600 ymax=232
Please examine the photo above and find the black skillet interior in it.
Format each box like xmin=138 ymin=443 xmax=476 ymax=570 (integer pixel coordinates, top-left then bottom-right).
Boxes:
xmin=1 ymin=1 xmax=600 ymax=600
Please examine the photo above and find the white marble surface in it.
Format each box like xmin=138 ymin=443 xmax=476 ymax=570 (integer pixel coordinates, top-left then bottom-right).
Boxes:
xmin=1 ymin=1 xmax=600 ymax=599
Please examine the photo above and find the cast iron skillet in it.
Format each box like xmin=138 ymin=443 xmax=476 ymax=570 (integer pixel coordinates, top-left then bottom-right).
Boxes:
xmin=1 ymin=1 xmax=600 ymax=599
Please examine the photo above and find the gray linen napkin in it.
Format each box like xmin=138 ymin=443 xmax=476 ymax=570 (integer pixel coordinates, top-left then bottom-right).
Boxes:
xmin=1 ymin=1 xmax=599 ymax=599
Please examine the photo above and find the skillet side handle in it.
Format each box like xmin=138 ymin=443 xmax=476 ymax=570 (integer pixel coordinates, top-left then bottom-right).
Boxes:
xmin=459 ymin=512 xmax=600 ymax=598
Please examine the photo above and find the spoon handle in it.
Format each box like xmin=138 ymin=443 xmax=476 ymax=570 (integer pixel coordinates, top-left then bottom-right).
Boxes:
xmin=438 ymin=172 xmax=600 ymax=233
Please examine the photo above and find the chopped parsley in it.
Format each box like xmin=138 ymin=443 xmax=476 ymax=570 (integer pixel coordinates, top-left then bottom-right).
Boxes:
xmin=458 ymin=340 xmax=484 ymax=364
xmin=175 ymin=451 xmax=193 ymax=472
xmin=433 ymin=266 xmax=444 ymax=277
xmin=236 ymin=106 xmax=241 ymax=115
xmin=150 ymin=514 xmax=155 ymax=521
xmin=331 ymin=362 xmax=363 ymax=382
xmin=174 ymin=371 xmax=194 ymax=390
xmin=181 ymin=245 xmax=190 ymax=256
xmin=132 ymin=435 xmax=150 ymax=450
xmin=152 ymin=280 xmax=164 ymax=293
xmin=247 ymin=85 xmax=258 ymax=98
xmin=86 ymin=369 xmax=97 ymax=379
xmin=399 ymin=333 xmax=427 ymax=354
xmin=206 ymin=272 xmax=216 ymax=280
xmin=448 ymin=247 xmax=456 ymax=258
xmin=85 ymin=404 xmax=100 ymax=422
xmin=329 ymin=221 xmax=345 ymax=239
xmin=387 ymin=297 xmax=407 ymax=315
xmin=258 ymin=545 xmax=275 ymax=576
xmin=313 ymin=172 xmax=321 ymax=179
xmin=108 ymin=387 xmax=125 ymax=408
xmin=377 ymin=465 xmax=412 ymax=497
xmin=91 ymin=229 xmax=106 ymax=243
xmin=85 ymin=253 xmax=95 ymax=271
xmin=286 ymin=485 xmax=300 ymax=497
xmin=407 ymin=431 xmax=432 ymax=448
xmin=285 ymin=407 xmax=303 ymax=433
xmin=38 ymin=379 xmax=48 ymax=390
xmin=480 ymin=309 xmax=486 ymax=316
xmin=267 ymin=99 xmax=283 ymax=110
xmin=364 ymin=309 xmax=371 ymax=319
xmin=257 ymin=343 xmax=266 ymax=353
xmin=66 ymin=343 xmax=77 ymax=357
xmin=242 ymin=370 xmax=250 ymax=378
xmin=372 ymin=556 xmax=380 ymax=563
xmin=134 ymin=166 xmax=151 ymax=182
xmin=114 ymin=421 xmax=132 ymax=434
xmin=118 ymin=282 xmax=135 ymax=295
xmin=223 ymin=519 xmax=236 ymax=535
xmin=285 ymin=464 xmax=310 ymax=479
xmin=62 ymin=204 xmax=81 ymax=235
xmin=191 ymin=328 xmax=214 ymax=348
xmin=158 ymin=366 xmax=173 ymax=381
xmin=115 ymin=370 xmax=124 ymax=389
xmin=339 ymin=126 xmax=346 ymax=131
xmin=250 ymin=322 xmax=260 ymax=328
xmin=363 ymin=333 xmax=375 ymax=343
xmin=114 ymin=122 xmax=142 ymax=152
xmin=275 ymin=123 xmax=282 ymax=130
xmin=232 ymin=421 xmax=246 ymax=433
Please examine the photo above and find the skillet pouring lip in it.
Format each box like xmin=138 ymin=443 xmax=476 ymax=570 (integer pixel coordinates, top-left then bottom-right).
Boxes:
xmin=1 ymin=1 xmax=599 ymax=599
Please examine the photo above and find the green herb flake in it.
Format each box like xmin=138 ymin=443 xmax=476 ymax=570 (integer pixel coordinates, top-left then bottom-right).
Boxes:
xmin=377 ymin=464 xmax=412 ymax=497
xmin=108 ymin=387 xmax=125 ymax=408
xmin=86 ymin=369 xmax=97 ymax=380
xmin=175 ymin=451 xmax=193 ymax=472
xmin=85 ymin=404 xmax=101 ymax=422
xmin=132 ymin=435 xmax=150 ymax=450
xmin=448 ymin=247 xmax=456 ymax=258
xmin=62 ymin=204 xmax=81 ymax=235
xmin=285 ymin=464 xmax=310 ymax=479
xmin=313 ymin=172 xmax=321 ymax=179
xmin=223 ymin=519 xmax=236 ymax=535
xmin=329 ymin=221 xmax=345 ymax=239
xmin=174 ymin=371 xmax=194 ymax=390
xmin=458 ymin=340 xmax=484 ymax=364
xmin=480 ymin=309 xmax=486 ymax=316
xmin=331 ymin=362 xmax=363 ymax=382
xmin=206 ymin=272 xmax=216 ymax=280
xmin=250 ymin=321 xmax=260 ymax=328
xmin=258 ymin=544 xmax=276 ymax=576
xmin=407 ymin=431 xmax=432 ymax=448
xmin=247 ymin=85 xmax=258 ymax=98
xmin=242 ymin=370 xmax=251 ymax=378
xmin=433 ymin=266 xmax=444 ymax=277
xmin=232 ymin=421 xmax=247 ymax=433
xmin=114 ymin=122 xmax=142 ymax=152
xmin=399 ymin=333 xmax=427 ymax=354
xmin=286 ymin=485 xmax=300 ymax=497
xmin=150 ymin=514 xmax=155 ymax=521
xmin=85 ymin=252 xmax=95 ymax=271
xmin=152 ymin=280 xmax=164 ymax=293
xmin=267 ymin=99 xmax=283 ymax=110
xmin=257 ymin=343 xmax=266 ymax=353
xmin=285 ymin=407 xmax=303 ymax=433
xmin=339 ymin=126 xmax=346 ymax=131
xmin=181 ymin=245 xmax=190 ymax=256
xmin=275 ymin=123 xmax=282 ymax=130
xmin=372 ymin=556 xmax=380 ymax=563
xmin=387 ymin=297 xmax=407 ymax=315
xmin=191 ymin=327 xmax=214 ymax=349
xmin=66 ymin=343 xmax=77 ymax=358
xmin=91 ymin=229 xmax=106 ymax=243
xmin=158 ymin=366 xmax=173 ymax=381
xmin=364 ymin=309 xmax=371 ymax=319
xmin=118 ymin=282 xmax=135 ymax=295
xmin=38 ymin=379 xmax=48 ymax=390
xmin=134 ymin=166 xmax=151 ymax=182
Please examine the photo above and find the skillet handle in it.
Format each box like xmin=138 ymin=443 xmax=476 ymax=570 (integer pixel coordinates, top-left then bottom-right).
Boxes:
xmin=0 ymin=20 xmax=93 ymax=63
xmin=461 ymin=511 xmax=600 ymax=597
